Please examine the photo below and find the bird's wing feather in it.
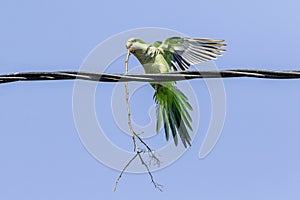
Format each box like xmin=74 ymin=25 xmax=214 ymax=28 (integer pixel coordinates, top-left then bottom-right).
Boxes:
xmin=154 ymin=83 xmax=193 ymax=148
xmin=157 ymin=37 xmax=226 ymax=71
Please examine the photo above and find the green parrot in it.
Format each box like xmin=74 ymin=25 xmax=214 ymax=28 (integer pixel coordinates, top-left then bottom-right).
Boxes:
xmin=126 ymin=37 xmax=226 ymax=147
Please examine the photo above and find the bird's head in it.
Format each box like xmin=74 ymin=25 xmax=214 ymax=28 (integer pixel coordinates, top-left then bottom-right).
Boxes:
xmin=126 ymin=38 xmax=148 ymax=54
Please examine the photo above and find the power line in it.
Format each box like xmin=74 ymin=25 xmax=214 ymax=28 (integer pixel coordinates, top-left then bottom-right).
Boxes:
xmin=1 ymin=69 xmax=300 ymax=84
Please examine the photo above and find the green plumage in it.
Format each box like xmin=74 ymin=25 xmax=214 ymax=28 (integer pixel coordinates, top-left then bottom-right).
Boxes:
xmin=126 ymin=36 xmax=226 ymax=147
xmin=153 ymin=82 xmax=193 ymax=147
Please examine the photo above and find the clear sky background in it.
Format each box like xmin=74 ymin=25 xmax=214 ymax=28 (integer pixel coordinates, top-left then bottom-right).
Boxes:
xmin=1 ymin=0 xmax=300 ymax=199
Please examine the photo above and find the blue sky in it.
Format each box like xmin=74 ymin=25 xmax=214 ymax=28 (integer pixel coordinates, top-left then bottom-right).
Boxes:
xmin=1 ymin=0 xmax=300 ymax=199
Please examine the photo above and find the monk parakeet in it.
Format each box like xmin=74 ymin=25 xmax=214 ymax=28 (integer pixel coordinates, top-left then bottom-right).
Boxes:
xmin=126 ymin=37 xmax=226 ymax=147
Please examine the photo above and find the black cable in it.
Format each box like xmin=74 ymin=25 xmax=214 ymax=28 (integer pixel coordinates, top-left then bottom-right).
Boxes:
xmin=1 ymin=69 xmax=300 ymax=84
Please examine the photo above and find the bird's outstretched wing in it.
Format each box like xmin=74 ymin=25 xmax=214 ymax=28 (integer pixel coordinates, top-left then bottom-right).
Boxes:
xmin=157 ymin=37 xmax=226 ymax=71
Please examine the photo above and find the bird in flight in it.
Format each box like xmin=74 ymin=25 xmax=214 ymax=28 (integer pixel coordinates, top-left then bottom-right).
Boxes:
xmin=126 ymin=36 xmax=226 ymax=147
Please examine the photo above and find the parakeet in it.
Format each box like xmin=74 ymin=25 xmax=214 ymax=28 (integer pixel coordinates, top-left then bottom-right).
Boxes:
xmin=126 ymin=37 xmax=226 ymax=147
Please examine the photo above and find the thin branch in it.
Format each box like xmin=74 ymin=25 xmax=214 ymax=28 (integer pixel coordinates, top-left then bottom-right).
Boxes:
xmin=134 ymin=133 xmax=160 ymax=167
xmin=137 ymin=152 xmax=163 ymax=192
xmin=124 ymin=51 xmax=139 ymax=152
xmin=113 ymin=153 xmax=139 ymax=192
xmin=2 ymin=69 xmax=300 ymax=84
xmin=123 ymin=50 xmax=160 ymax=164
xmin=113 ymin=51 xmax=162 ymax=192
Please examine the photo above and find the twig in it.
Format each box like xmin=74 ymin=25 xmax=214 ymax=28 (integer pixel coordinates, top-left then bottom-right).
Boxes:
xmin=124 ymin=51 xmax=139 ymax=152
xmin=123 ymin=50 xmax=160 ymax=163
xmin=137 ymin=152 xmax=163 ymax=192
xmin=134 ymin=133 xmax=160 ymax=167
xmin=113 ymin=51 xmax=162 ymax=192
xmin=113 ymin=153 xmax=139 ymax=192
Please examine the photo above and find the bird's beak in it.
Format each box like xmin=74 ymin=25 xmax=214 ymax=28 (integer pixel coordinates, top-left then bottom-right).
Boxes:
xmin=126 ymin=41 xmax=132 ymax=50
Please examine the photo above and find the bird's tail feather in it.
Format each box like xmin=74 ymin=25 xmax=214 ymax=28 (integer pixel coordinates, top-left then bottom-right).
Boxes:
xmin=154 ymin=84 xmax=193 ymax=148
